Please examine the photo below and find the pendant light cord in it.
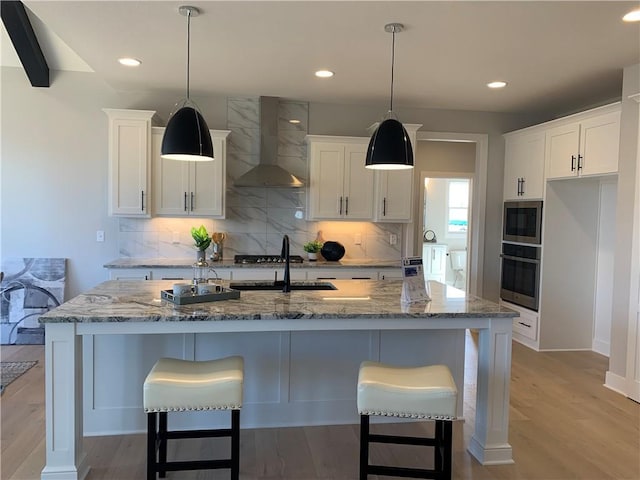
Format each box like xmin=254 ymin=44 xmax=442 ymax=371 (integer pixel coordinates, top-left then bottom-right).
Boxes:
xmin=186 ymin=8 xmax=191 ymax=100
xmin=389 ymin=27 xmax=395 ymax=113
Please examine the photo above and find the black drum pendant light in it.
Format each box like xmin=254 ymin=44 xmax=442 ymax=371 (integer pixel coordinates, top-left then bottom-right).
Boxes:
xmin=365 ymin=23 xmax=413 ymax=170
xmin=161 ymin=6 xmax=214 ymax=161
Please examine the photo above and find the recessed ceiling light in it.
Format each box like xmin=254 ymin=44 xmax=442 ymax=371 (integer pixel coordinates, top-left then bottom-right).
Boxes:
xmin=118 ymin=57 xmax=141 ymax=67
xmin=289 ymin=119 xmax=301 ymax=124
xmin=623 ymin=8 xmax=640 ymax=22
xmin=315 ymin=70 xmax=334 ymax=78
xmin=487 ymin=81 xmax=507 ymax=89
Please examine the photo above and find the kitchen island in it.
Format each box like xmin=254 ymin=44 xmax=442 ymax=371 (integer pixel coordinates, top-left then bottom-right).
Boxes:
xmin=39 ymin=279 xmax=517 ymax=480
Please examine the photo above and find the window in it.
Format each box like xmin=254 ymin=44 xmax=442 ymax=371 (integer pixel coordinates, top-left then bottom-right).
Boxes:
xmin=447 ymin=180 xmax=469 ymax=233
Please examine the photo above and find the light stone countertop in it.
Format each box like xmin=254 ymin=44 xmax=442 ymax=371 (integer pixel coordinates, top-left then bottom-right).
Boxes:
xmin=39 ymin=279 xmax=518 ymax=324
xmin=103 ymin=258 xmax=401 ymax=269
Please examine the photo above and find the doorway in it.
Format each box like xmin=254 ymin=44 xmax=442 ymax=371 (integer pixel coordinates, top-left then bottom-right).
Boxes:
xmin=408 ymin=133 xmax=486 ymax=296
xmin=421 ymin=175 xmax=472 ymax=292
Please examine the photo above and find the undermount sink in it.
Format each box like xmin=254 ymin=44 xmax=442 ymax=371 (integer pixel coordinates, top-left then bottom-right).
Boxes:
xmin=229 ymin=281 xmax=337 ymax=291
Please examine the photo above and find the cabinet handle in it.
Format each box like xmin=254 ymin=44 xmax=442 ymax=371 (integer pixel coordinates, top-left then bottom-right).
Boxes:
xmin=520 ymin=178 xmax=525 ymax=196
xmin=141 ymin=191 xmax=145 ymax=211
xmin=432 ymin=250 xmax=436 ymax=261
xmin=571 ymin=155 xmax=576 ymax=172
xmin=184 ymin=192 xmax=188 ymax=211
xmin=345 ymin=197 xmax=349 ymax=216
xmin=518 ymin=321 xmax=532 ymax=328
xmin=516 ymin=178 xmax=521 ymax=196
xmin=339 ymin=196 xmax=343 ymax=215
xmin=383 ymin=197 xmax=387 ymax=216
xmin=190 ymin=192 xmax=194 ymax=211
xmin=577 ymin=154 xmax=583 ymax=171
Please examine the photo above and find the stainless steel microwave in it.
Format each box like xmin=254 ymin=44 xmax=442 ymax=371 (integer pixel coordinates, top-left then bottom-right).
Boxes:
xmin=503 ymin=200 xmax=543 ymax=245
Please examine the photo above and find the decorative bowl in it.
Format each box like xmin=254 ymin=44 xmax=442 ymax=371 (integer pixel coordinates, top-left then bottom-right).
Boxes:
xmin=321 ymin=241 xmax=345 ymax=261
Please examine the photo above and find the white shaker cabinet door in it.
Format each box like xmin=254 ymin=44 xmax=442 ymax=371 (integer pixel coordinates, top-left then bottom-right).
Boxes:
xmin=579 ymin=111 xmax=620 ymax=177
xmin=308 ymin=142 xmax=345 ymax=219
xmin=190 ymin=134 xmax=226 ymax=217
xmin=545 ymin=122 xmax=580 ymax=180
xmin=503 ymin=130 xmax=545 ymax=200
xmin=342 ymin=144 xmax=374 ymax=220
xmin=375 ymin=168 xmax=413 ymax=222
xmin=152 ymin=127 xmax=190 ymax=216
xmin=104 ymin=109 xmax=156 ymax=217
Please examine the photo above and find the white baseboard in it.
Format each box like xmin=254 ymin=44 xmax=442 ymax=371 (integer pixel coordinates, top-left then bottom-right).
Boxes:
xmin=592 ymin=338 xmax=610 ymax=357
xmin=604 ymin=370 xmax=627 ymax=395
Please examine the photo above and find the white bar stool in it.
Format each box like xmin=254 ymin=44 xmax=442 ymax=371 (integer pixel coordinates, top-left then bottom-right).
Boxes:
xmin=143 ymin=356 xmax=244 ymax=480
xmin=357 ymin=361 xmax=458 ymax=480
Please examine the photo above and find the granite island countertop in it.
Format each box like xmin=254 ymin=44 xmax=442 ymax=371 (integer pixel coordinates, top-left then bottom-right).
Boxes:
xmin=103 ymin=258 xmax=401 ymax=269
xmin=39 ymin=279 xmax=518 ymax=324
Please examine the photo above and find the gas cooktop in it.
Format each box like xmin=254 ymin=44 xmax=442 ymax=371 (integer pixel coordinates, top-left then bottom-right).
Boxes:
xmin=234 ymin=255 xmax=304 ymax=264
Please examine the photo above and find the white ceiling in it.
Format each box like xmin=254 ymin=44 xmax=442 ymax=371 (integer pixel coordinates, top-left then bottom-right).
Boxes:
xmin=5 ymin=1 xmax=640 ymax=116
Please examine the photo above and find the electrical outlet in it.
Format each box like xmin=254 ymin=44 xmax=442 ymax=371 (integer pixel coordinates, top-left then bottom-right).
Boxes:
xmin=354 ymin=233 xmax=362 ymax=245
xmin=96 ymin=230 xmax=105 ymax=242
xmin=389 ymin=233 xmax=397 ymax=245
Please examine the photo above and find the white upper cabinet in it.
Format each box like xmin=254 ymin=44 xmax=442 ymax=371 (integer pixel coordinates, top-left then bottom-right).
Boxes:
xmin=104 ymin=109 xmax=158 ymax=217
xmin=545 ymin=107 xmax=620 ymax=180
xmin=306 ymin=136 xmax=374 ymax=220
xmin=152 ymin=127 xmax=230 ymax=218
xmin=503 ymin=130 xmax=545 ymax=200
xmin=374 ymin=169 xmax=414 ymax=222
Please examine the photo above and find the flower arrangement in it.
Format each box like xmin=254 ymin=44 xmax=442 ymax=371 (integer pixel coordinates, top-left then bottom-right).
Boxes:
xmin=303 ymin=240 xmax=323 ymax=253
xmin=191 ymin=225 xmax=211 ymax=251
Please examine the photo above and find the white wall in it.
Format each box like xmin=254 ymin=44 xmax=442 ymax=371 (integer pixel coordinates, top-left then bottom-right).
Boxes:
xmin=1 ymin=69 xmax=121 ymax=298
xmin=0 ymin=66 xmax=547 ymax=299
xmin=593 ymin=180 xmax=617 ymax=356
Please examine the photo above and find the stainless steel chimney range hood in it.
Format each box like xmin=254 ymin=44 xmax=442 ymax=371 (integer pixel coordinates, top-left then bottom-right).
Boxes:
xmin=234 ymin=96 xmax=304 ymax=188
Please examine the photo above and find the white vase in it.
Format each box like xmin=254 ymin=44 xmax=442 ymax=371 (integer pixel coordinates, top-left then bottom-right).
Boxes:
xmin=307 ymin=252 xmax=317 ymax=261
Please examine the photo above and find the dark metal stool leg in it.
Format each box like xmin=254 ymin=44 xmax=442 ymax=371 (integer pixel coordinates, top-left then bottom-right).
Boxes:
xmin=231 ymin=409 xmax=240 ymax=480
xmin=435 ymin=420 xmax=444 ymax=473
xmin=159 ymin=412 xmax=167 ymax=478
xmin=359 ymin=415 xmax=370 ymax=480
xmin=147 ymin=413 xmax=157 ymax=480
xmin=442 ymin=421 xmax=453 ymax=480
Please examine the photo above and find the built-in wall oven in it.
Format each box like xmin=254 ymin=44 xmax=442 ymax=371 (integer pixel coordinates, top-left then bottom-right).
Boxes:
xmin=500 ymin=242 xmax=541 ymax=311
xmin=503 ymin=200 xmax=543 ymax=245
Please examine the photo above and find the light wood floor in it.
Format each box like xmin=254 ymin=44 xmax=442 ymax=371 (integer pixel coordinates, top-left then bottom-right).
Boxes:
xmin=1 ymin=333 xmax=638 ymax=480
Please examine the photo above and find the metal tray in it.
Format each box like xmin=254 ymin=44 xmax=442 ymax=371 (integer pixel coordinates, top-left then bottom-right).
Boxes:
xmin=161 ymin=287 xmax=240 ymax=305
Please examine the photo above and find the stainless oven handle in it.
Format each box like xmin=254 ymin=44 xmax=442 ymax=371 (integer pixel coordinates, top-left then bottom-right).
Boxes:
xmin=500 ymin=254 xmax=540 ymax=264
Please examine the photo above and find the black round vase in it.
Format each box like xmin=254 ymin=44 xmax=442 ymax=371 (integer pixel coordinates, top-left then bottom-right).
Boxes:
xmin=321 ymin=241 xmax=345 ymax=261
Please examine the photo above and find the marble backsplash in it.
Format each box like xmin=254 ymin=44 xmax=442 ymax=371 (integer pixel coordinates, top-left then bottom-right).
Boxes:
xmin=117 ymin=97 xmax=403 ymax=261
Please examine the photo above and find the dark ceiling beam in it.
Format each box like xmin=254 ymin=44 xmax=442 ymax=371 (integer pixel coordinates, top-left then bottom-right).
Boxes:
xmin=1 ymin=1 xmax=49 ymax=87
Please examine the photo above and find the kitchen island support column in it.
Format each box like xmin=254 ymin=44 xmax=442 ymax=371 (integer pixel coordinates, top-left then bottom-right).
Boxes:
xmin=41 ymin=323 xmax=89 ymax=480
xmin=468 ymin=317 xmax=514 ymax=465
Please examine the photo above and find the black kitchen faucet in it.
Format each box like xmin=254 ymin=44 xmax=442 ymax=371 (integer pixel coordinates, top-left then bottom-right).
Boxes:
xmin=281 ymin=235 xmax=291 ymax=292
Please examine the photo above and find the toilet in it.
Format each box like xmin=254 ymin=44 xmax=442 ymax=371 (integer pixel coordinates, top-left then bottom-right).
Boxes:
xmin=449 ymin=249 xmax=467 ymax=288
